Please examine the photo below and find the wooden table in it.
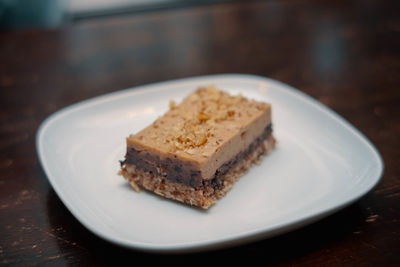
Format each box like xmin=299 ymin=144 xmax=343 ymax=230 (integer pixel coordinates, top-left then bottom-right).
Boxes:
xmin=1 ymin=0 xmax=399 ymax=265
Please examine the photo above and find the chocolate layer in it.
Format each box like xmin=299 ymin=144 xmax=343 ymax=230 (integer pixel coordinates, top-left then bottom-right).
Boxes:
xmin=122 ymin=124 xmax=272 ymax=189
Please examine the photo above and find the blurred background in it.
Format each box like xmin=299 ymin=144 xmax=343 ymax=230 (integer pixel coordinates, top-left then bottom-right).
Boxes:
xmin=1 ymin=0 xmax=399 ymax=265
xmin=0 ymin=0 xmax=235 ymax=28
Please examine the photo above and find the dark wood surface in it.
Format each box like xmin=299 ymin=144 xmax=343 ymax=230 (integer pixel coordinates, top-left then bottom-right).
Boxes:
xmin=1 ymin=0 xmax=399 ymax=265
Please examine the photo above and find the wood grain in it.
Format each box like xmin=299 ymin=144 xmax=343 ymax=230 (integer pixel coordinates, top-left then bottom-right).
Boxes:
xmin=0 ymin=0 xmax=399 ymax=265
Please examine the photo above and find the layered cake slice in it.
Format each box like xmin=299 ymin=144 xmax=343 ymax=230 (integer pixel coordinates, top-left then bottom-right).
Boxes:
xmin=119 ymin=85 xmax=275 ymax=209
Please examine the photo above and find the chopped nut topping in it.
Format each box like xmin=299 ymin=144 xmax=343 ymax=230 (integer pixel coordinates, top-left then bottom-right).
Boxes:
xmin=142 ymin=85 xmax=266 ymax=153
xmin=197 ymin=112 xmax=210 ymax=122
xmin=169 ymin=100 xmax=176 ymax=109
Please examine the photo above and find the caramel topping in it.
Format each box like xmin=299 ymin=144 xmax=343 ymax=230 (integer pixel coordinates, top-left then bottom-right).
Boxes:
xmin=163 ymin=85 xmax=251 ymax=151
xmin=133 ymin=85 xmax=269 ymax=155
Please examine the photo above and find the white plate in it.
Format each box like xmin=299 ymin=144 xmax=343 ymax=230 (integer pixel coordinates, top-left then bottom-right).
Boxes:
xmin=36 ymin=74 xmax=383 ymax=253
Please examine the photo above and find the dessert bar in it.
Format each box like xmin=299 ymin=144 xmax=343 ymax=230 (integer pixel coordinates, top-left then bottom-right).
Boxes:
xmin=119 ymin=85 xmax=275 ymax=209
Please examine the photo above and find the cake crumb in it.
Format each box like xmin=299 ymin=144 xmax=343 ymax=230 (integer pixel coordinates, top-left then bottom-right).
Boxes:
xmin=128 ymin=178 xmax=140 ymax=192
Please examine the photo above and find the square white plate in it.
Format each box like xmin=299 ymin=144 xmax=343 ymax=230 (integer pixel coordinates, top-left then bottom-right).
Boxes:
xmin=36 ymin=74 xmax=383 ymax=252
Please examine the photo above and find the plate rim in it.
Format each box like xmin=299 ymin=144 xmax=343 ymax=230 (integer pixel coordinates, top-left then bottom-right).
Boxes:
xmin=36 ymin=74 xmax=384 ymax=253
